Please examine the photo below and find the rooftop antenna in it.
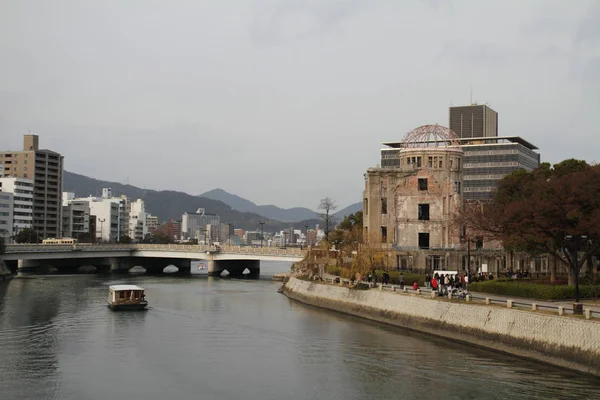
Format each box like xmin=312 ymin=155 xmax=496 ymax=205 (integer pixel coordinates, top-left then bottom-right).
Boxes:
xmin=470 ymin=84 xmax=473 ymax=105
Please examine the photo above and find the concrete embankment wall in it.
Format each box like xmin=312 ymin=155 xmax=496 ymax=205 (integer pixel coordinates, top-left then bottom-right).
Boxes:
xmin=283 ymin=277 xmax=600 ymax=376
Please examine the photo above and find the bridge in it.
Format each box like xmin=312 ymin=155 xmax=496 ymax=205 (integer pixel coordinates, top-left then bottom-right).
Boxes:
xmin=2 ymin=244 xmax=307 ymax=278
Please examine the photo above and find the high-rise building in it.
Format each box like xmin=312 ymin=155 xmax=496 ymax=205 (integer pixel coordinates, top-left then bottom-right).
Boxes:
xmin=459 ymin=136 xmax=540 ymax=201
xmin=0 ymin=177 xmax=34 ymax=238
xmin=181 ymin=208 xmax=220 ymax=240
xmin=0 ymin=192 xmax=13 ymax=242
xmin=0 ymin=134 xmax=63 ymax=239
xmin=449 ymin=104 xmax=498 ymax=138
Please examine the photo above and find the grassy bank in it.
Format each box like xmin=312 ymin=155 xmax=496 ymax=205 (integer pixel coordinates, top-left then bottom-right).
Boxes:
xmin=468 ymin=280 xmax=600 ymax=300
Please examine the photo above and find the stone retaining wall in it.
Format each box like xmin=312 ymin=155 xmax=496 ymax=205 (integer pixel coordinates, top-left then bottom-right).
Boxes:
xmin=283 ymin=277 xmax=600 ymax=376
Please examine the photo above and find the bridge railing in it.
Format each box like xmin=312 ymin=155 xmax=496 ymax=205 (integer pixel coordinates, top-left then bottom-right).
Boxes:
xmin=5 ymin=243 xmax=307 ymax=258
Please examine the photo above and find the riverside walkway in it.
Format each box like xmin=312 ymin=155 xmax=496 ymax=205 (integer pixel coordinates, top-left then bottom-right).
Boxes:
xmin=321 ymin=275 xmax=600 ymax=318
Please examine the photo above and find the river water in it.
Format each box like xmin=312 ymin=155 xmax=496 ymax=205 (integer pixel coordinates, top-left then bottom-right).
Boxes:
xmin=1 ymin=261 xmax=599 ymax=400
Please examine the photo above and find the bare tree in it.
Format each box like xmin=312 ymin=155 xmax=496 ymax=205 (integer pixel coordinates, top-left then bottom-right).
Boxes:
xmin=318 ymin=197 xmax=337 ymax=242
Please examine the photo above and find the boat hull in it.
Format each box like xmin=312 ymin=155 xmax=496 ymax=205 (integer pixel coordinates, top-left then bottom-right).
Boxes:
xmin=107 ymin=302 xmax=148 ymax=311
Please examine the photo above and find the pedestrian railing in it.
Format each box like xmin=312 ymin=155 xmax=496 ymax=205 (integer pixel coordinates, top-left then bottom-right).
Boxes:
xmin=5 ymin=243 xmax=307 ymax=258
xmin=316 ymin=276 xmax=598 ymax=320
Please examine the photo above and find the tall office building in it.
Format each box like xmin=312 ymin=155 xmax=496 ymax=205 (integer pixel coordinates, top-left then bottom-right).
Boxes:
xmin=449 ymin=104 xmax=498 ymax=138
xmin=0 ymin=134 xmax=64 ymax=239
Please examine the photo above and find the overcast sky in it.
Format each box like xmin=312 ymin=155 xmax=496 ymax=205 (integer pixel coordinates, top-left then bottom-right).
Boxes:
xmin=1 ymin=1 xmax=598 ymax=210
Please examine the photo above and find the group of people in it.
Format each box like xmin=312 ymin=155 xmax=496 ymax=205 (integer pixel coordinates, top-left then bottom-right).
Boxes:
xmin=366 ymin=271 xmax=391 ymax=284
xmin=424 ymin=272 xmax=468 ymax=292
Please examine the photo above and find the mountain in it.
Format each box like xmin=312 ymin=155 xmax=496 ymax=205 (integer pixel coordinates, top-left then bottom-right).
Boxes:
xmin=333 ymin=202 xmax=362 ymax=219
xmin=63 ymin=171 xmax=320 ymax=231
xmin=199 ymin=188 xmax=318 ymax=222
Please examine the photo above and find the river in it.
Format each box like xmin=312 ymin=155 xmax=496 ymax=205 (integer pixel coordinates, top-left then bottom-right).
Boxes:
xmin=0 ymin=261 xmax=599 ymax=400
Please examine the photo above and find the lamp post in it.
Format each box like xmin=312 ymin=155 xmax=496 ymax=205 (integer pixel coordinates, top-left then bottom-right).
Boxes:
xmin=99 ymin=218 xmax=105 ymax=243
xmin=564 ymin=235 xmax=589 ymax=308
xmin=259 ymin=221 xmax=265 ymax=248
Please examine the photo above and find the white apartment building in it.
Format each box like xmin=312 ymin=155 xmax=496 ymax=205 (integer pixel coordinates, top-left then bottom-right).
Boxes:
xmin=74 ymin=196 xmax=119 ymax=242
xmin=129 ymin=199 xmax=147 ymax=242
xmin=146 ymin=214 xmax=158 ymax=232
xmin=0 ymin=191 xmax=13 ymax=242
xmin=0 ymin=177 xmax=33 ymax=238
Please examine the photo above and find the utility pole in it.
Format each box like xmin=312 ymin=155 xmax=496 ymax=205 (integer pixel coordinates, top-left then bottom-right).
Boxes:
xmin=259 ymin=221 xmax=265 ymax=247
xmin=304 ymin=225 xmax=309 ymax=248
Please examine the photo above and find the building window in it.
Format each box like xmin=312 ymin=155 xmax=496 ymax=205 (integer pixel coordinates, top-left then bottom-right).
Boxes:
xmin=381 ymin=226 xmax=387 ymax=243
xmin=418 ymin=204 xmax=430 ymax=220
xmin=476 ymin=237 xmax=483 ymax=249
xmin=454 ymin=181 xmax=461 ymax=193
xmin=418 ymin=232 xmax=430 ymax=249
xmin=418 ymin=178 xmax=428 ymax=191
xmin=364 ymin=198 xmax=368 ymax=215
xmin=381 ymin=198 xmax=387 ymax=215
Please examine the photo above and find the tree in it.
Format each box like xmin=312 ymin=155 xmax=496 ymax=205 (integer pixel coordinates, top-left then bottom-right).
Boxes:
xmin=118 ymin=235 xmax=133 ymax=244
xmin=318 ymin=197 xmax=337 ymax=242
xmin=460 ymin=160 xmax=600 ymax=301
xmin=141 ymin=232 xmax=173 ymax=244
xmin=330 ymin=211 xmax=363 ymax=253
xmin=15 ymin=228 xmax=38 ymax=244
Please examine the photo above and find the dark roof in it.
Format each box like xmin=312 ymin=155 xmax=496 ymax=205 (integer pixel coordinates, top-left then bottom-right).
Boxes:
xmin=383 ymin=136 xmax=538 ymax=150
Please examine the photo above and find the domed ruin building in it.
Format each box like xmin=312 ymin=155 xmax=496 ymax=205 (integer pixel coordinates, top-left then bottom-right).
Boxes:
xmin=363 ymin=124 xmax=464 ymax=271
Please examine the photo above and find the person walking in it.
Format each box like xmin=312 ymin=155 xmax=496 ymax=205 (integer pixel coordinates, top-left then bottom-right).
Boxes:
xmin=425 ymin=273 xmax=431 ymax=289
xmin=399 ymin=273 xmax=405 ymax=289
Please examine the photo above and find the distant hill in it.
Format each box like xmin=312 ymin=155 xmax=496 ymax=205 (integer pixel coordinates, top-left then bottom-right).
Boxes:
xmin=63 ymin=171 xmax=320 ymax=231
xmin=333 ymin=202 xmax=362 ymax=219
xmin=199 ymin=188 xmax=318 ymax=222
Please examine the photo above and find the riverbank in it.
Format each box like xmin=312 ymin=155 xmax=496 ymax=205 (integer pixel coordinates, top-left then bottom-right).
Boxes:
xmin=282 ymin=277 xmax=600 ymax=377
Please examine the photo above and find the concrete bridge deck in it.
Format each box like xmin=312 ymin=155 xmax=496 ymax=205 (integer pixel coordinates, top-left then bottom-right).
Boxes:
xmin=2 ymin=244 xmax=307 ymax=277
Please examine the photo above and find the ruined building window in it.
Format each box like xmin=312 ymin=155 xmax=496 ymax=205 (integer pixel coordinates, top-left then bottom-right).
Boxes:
xmin=418 ymin=232 xmax=430 ymax=249
xmin=428 ymin=156 xmax=433 ymax=168
xmin=418 ymin=204 xmax=430 ymax=220
xmin=418 ymin=178 xmax=428 ymax=191
xmin=454 ymin=181 xmax=461 ymax=193
xmin=381 ymin=226 xmax=387 ymax=243
xmin=476 ymin=237 xmax=484 ymax=249
xmin=364 ymin=198 xmax=368 ymax=215
xmin=381 ymin=198 xmax=387 ymax=214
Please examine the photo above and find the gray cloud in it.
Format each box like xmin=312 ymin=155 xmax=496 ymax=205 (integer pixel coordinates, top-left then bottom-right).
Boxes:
xmin=0 ymin=0 xmax=598 ymax=210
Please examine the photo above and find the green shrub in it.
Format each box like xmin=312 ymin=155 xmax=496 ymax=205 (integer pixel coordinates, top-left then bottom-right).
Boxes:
xmin=326 ymin=265 xmax=342 ymax=276
xmin=468 ymin=280 xmax=600 ymax=300
xmin=376 ymin=270 xmax=425 ymax=286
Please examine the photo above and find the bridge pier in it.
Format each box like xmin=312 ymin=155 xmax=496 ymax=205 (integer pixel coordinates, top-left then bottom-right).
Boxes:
xmin=208 ymin=260 xmax=260 ymax=279
xmin=109 ymin=257 xmax=133 ymax=273
xmin=17 ymin=259 xmax=45 ymax=275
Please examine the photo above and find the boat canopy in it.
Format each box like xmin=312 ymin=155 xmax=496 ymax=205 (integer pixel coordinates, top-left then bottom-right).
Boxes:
xmin=109 ymin=285 xmax=145 ymax=291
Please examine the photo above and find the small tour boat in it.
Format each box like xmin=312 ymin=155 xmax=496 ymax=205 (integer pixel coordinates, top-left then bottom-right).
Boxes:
xmin=107 ymin=285 xmax=148 ymax=311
